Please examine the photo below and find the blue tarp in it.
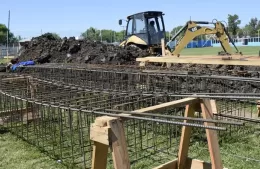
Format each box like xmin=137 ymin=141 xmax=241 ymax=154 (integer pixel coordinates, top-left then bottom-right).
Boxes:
xmin=11 ymin=61 xmax=35 ymax=71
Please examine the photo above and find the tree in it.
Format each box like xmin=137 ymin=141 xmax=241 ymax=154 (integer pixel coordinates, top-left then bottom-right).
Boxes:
xmin=50 ymin=32 xmax=61 ymax=39
xmin=0 ymin=23 xmax=18 ymax=44
xmin=81 ymin=27 xmax=99 ymax=41
xmin=227 ymin=14 xmax=241 ymax=37
xmin=81 ymin=27 xmax=125 ymax=43
xmin=170 ymin=26 xmax=184 ymax=39
xmin=237 ymin=27 xmax=245 ymax=38
xmin=115 ymin=30 xmax=125 ymax=42
xmin=244 ymin=17 xmax=260 ymax=37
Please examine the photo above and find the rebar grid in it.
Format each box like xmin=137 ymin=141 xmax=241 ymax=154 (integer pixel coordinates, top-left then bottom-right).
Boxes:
xmin=18 ymin=66 xmax=260 ymax=94
xmin=0 ymin=70 xmax=259 ymax=168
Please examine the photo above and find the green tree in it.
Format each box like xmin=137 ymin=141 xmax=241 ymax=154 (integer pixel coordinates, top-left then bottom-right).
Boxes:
xmin=81 ymin=27 xmax=126 ymax=43
xmin=0 ymin=23 xmax=19 ymax=43
xmin=115 ymin=30 xmax=125 ymax=42
xmin=227 ymin=14 xmax=241 ymax=37
xmin=81 ymin=27 xmax=99 ymax=41
xmin=170 ymin=26 xmax=184 ymax=39
xmin=237 ymin=28 xmax=245 ymax=38
xmin=244 ymin=17 xmax=260 ymax=37
xmin=50 ymin=32 xmax=61 ymax=39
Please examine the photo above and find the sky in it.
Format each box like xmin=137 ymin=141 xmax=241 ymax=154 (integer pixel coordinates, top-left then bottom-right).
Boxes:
xmin=0 ymin=0 xmax=259 ymax=39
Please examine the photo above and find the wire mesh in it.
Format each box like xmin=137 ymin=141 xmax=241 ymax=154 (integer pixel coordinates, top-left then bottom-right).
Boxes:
xmin=17 ymin=66 xmax=260 ymax=94
xmin=0 ymin=67 xmax=259 ymax=168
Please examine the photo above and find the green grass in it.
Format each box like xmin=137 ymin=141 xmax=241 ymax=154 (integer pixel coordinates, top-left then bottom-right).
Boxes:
xmin=0 ymin=58 xmax=11 ymax=64
xmin=188 ymin=125 xmax=260 ymax=169
xmin=0 ymin=129 xmax=66 ymax=169
xmin=180 ymin=46 xmax=260 ymax=56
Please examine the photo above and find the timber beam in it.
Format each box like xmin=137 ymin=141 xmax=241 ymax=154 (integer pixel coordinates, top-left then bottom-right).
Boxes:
xmin=136 ymin=55 xmax=260 ymax=67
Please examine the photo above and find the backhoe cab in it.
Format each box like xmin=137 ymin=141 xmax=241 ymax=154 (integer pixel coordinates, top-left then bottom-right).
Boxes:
xmin=119 ymin=11 xmax=166 ymax=55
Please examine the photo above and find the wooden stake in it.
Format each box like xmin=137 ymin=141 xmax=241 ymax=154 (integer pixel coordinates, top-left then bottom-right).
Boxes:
xmin=178 ymin=103 xmax=196 ymax=169
xmin=90 ymin=116 xmax=130 ymax=169
xmin=91 ymin=142 xmax=109 ymax=169
xmin=108 ymin=118 xmax=130 ymax=169
xmin=201 ymin=99 xmax=223 ymax=169
xmin=161 ymin=38 xmax=166 ymax=56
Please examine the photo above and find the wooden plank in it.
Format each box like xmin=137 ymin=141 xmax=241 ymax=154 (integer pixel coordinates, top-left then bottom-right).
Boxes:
xmin=201 ymin=99 xmax=223 ymax=169
xmin=108 ymin=118 xmax=130 ymax=169
xmin=133 ymin=97 xmax=198 ymax=113
xmin=186 ymin=158 xmax=212 ymax=169
xmin=136 ymin=55 xmax=260 ymax=66
xmin=90 ymin=125 xmax=110 ymax=145
xmin=178 ymin=104 xmax=196 ymax=169
xmin=210 ymin=100 xmax=218 ymax=115
xmin=91 ymin=141 xmax=109 ymax=169
xmin=1 ymin=76 xmax=31 ymax=81
xmin=153 ymin=159 xmax=178 ymax=169
xmin=90 ymin=116 xmax=115 ymax=169
xmin=142 ymin=69 xmax=190 ymax=74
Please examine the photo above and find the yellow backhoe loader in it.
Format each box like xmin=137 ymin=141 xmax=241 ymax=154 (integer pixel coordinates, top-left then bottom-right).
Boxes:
xmin=118 ymin=11 xmax=242 ymax=58
xmin=165 ymin=20 xmax=242 ymax=57
xmin=118 ymin=11 xmax=166 ymax=55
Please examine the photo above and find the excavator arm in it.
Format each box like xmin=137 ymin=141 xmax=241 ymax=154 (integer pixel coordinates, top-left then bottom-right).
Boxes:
xmin=166 ymin=21 xmax=242 ymax=57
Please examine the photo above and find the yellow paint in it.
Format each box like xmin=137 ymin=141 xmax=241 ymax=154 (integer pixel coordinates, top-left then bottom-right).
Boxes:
xmin=119 ymin=35 xmax=147 ymax=46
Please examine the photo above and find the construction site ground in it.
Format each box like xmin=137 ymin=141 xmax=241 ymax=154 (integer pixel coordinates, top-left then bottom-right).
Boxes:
xmin=0 ymin=34 xmax=260 ymax=169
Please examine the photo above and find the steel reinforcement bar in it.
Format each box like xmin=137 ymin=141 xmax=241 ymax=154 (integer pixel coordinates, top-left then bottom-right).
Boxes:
xmin=15 ymin=66 xmax=260 ymax=95
xmin=0 ymin=73 xmax=259 ymax=168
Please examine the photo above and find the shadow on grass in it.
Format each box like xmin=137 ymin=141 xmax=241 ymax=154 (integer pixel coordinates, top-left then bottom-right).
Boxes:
xmin=0 ymin=127 xmax=9 ymax=134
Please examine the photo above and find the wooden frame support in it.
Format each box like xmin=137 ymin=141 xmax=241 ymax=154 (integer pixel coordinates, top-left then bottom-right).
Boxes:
xmin=153 ymin=98 xmax=224 ymax=169
xmin=90 ymin=116 xmax=130 ymax=169
xmin=136 ymin=55 xmax=260 ymax=67
xmin=257 ymin=101 xmax=260 ymax=117
xmin=90 ymin=98 xmax=224 ymax=169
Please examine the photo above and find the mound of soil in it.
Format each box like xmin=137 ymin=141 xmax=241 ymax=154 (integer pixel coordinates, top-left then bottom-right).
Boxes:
xmin=18 ymin=33 xmax=150 ymax=65
xmin=17 ymin=33 xmax=260 ymax=76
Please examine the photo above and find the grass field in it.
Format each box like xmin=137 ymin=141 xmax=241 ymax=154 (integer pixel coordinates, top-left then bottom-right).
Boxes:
xmin=0 ymin=58 xmax=11 ymax=64
xmin=1 ymin=125 xmax=259 ymax=169
xmin=0 ymin=130 xmax=65 ymax=169
xmin=180 ymin=46 xmax=260 ymax=56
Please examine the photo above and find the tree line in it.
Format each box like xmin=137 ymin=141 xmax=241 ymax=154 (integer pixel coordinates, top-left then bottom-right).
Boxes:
xmin=0 ymin=24 xmax=21 ymax=44
xmin=1 ymin=14 xmax=260 ymax=44
xmin=79 ymin=14 xmax=260 ymax=43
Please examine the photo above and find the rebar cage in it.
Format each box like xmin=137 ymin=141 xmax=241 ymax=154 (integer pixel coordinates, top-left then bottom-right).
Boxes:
xmin=0 ymin=65 xmax=260 ymax=168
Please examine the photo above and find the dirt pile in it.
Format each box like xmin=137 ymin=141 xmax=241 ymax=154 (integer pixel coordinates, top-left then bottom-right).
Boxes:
xmin=18 ymin=33 xmax=150 ymax=65
xmin=17 ymin=33 xmax=260 ymax=76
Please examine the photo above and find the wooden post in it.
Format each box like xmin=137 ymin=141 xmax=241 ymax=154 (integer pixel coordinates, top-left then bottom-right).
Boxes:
xmin=91 ymin=142 xmax=109 ymax=169
xmin=108 ymin=118 xmax=130 ymax=169
xmin=90 ymin=116 xmax=130 ymax=169
xmin=161 ymin=38 xmax=166 ymax=57
xmin=200 ymin=99 xmax=223 ymax=169
xmin=257 ymin=101 xmax=260 ymax=117
xmin=178 ymin=104 xmax=196 ymax=169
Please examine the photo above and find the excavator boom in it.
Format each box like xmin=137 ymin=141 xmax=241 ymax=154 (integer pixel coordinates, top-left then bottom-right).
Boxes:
xmin=166 ymin=21 xmax=242 ymax=57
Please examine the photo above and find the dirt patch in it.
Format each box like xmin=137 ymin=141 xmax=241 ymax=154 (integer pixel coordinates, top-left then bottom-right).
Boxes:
xmin=18 ymin=33 xmax=149 ymax=65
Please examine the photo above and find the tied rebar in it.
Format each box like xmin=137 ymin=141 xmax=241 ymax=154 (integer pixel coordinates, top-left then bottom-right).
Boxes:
xmin=0 ymin=66 xmax=259 ymax=168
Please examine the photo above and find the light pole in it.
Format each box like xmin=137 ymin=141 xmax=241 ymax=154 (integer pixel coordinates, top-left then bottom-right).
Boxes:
xmin=6 ymin=10 xmax=10 ymax=57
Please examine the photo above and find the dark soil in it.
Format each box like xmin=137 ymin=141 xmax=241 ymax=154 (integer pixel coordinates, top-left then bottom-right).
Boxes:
xmin=17 ymin=33 xmax=260 ymax=77
xmin=18 ymin=33 xmax=149 ymax=65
